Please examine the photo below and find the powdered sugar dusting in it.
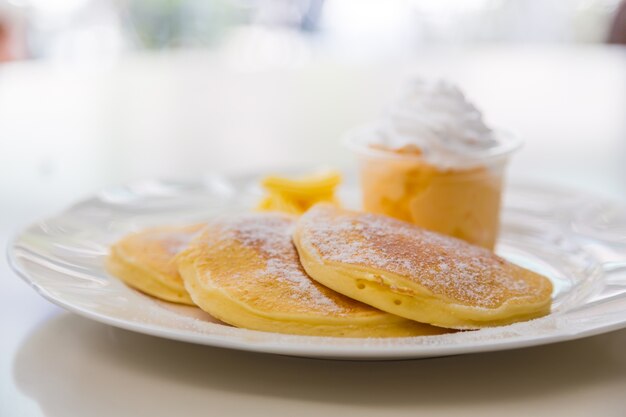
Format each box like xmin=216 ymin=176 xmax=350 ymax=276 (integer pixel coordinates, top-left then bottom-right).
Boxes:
xmin=299 ymin=205 xmax=549 ymax=308
xmin=209 ymin=213 xmax=348 ymax=313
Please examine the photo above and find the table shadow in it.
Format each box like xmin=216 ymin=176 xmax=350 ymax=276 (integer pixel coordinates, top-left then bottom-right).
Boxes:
xmin=13 ymin=313 xmax=626 ymax=416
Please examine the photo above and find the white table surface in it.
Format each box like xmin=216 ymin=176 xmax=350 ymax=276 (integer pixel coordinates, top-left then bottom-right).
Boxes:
xmin=1 ymin=45 xmax=625 ymax=417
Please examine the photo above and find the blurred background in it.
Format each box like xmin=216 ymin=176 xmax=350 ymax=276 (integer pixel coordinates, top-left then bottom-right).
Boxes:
xmin=0 ymin=0 xmax=625 ymax=229
xmin=1 ymin=0 xmax=625 ymax=61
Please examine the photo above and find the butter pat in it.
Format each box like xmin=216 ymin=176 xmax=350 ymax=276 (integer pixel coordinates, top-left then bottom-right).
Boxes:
xmin=257 ymin=170 xmax=342 ymax=215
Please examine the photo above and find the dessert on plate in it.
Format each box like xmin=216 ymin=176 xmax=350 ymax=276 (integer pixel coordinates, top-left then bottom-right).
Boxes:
xmin=176 ymin=212 xmax=445 ymax=337
xmin=293 ymin=204 xmax=553 ymax=329
xmin=104 ymin=78 xmax=553 ymax=338
xmin=106 ymin=224 xmax=204 ymax=305
xmin=345 ymin=79 xmax=522 ymax=249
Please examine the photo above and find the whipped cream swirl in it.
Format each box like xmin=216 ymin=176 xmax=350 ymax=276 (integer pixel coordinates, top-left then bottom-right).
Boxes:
xmin=374 ymin=79 xmax=499 ymax=163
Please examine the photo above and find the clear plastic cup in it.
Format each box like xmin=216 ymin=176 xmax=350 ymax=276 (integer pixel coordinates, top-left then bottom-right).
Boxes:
xmin=345 ymin=124 xmax=522 ymax=250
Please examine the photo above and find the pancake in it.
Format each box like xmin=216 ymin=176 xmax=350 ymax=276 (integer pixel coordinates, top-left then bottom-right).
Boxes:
xmin=107 ymin=224 xmax=204 ymax=305
xmin=176 ymin=212 xmax=446 ymax=337
xmin=293 ymin=204 xmax=553 ymax=329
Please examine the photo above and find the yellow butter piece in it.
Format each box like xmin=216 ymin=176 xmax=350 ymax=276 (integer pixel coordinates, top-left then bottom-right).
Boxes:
xmin=257 ymin=170 xmax=342 ymax=214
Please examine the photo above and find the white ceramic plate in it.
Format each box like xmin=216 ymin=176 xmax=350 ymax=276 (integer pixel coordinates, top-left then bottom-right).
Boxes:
xmin=8 ymin=174 xmax=626 ymax=360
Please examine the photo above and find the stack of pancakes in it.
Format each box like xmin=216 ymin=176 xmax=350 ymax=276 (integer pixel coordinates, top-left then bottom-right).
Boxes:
xmin=107 ymin=205 xmax=553 ymax=337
